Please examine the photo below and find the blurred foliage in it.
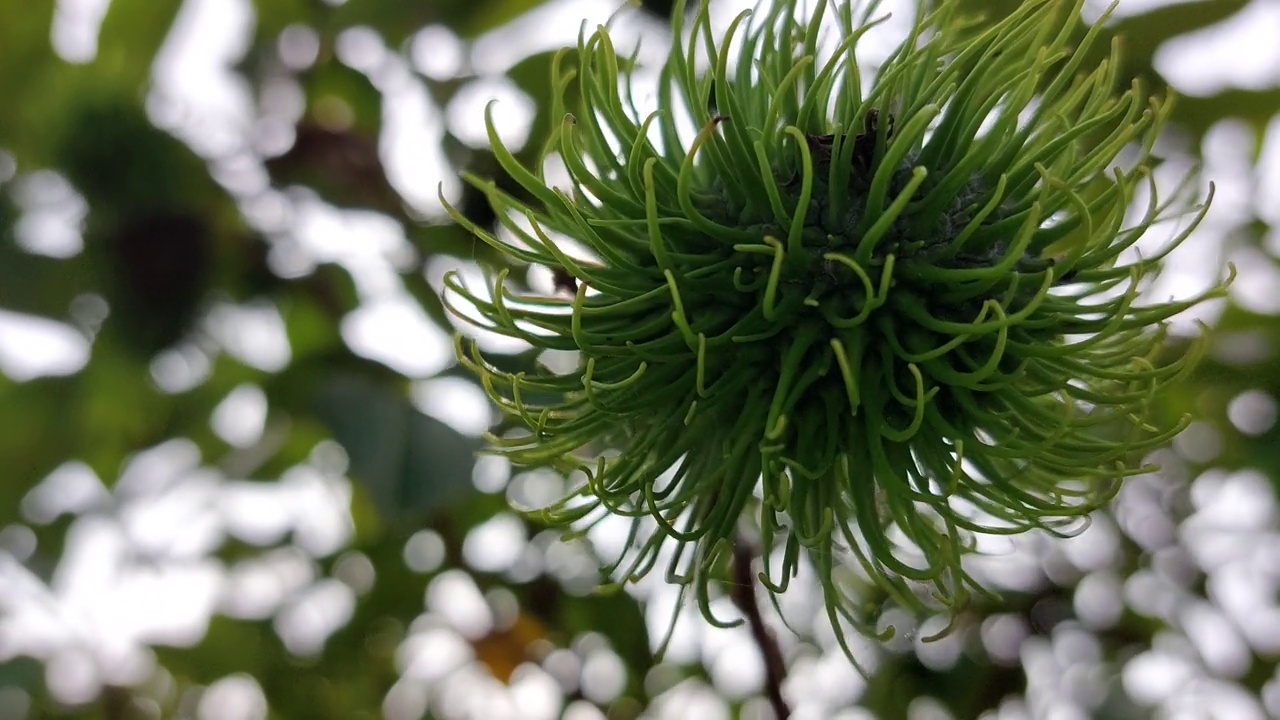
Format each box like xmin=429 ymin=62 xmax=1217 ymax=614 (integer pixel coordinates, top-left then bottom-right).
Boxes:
xmin=0 ymin=0 xmax=1278 ymax=718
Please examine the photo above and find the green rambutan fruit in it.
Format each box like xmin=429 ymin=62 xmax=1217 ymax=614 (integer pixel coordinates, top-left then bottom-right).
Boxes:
xmin=443 ymin=0 xmax=1231 ymax=661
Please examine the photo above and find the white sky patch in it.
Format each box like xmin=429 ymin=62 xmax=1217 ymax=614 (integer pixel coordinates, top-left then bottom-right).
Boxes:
xmin=381 ymin=71 xmax=459 ymax=219
xmin=0 ymin=310 xmax=91 ymax=381
xmin=412 ymin=375 xmax=494 ymax=436
xmin=445 ymin=76 xmax=535 ymax=152
xmin=411 ymin=25 xmax=466 ymax=80
xmin=51 ymin=0 xmax=112 ymax=63
xmin=210 ymin=383 xmax=269 ymax=448
xmin=340 ymin=295 xmax=453 ymax=378
xmin=149 ymin=0 xmax=256 ymax=158
xmin=1083 ymin=0 xmax=1211 ymax=22
xmin=197 ymin=674 xmax=269 ymax=720
xmin=1155 ymin=0 xmax=1280 ymax=97
xmin=290 ymin=197 xmax=415 ymax=295
xmin=12 ymin=170 xmax=87 ymax=258
xmin=205 ymin=300 xmax=292 ymax=373
xmin=150 ymin=342 xmax=214 ymax=394
xmin=470 ymin=0 xmax=630 ymax=76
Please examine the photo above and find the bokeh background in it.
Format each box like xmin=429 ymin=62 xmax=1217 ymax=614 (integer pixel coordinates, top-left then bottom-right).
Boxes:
xmin=1 ymin=0 xmax=1279 ymax=717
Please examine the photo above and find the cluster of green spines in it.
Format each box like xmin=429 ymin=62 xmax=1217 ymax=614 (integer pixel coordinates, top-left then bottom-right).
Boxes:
xmin=443 ymin=0 xmax=1227 ymax=658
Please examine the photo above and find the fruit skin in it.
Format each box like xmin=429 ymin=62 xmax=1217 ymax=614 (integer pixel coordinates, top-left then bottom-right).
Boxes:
xmin=444 ymin=0 xmax=1231 ymax=659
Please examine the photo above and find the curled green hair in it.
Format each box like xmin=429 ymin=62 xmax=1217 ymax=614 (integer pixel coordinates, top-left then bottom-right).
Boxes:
xmin=443 ymin=0 xmax=1230 ymax=660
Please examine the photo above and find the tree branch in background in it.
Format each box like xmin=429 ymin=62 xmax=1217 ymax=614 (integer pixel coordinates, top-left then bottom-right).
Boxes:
xmin=731 ymin=536 xmax=790 ymax=720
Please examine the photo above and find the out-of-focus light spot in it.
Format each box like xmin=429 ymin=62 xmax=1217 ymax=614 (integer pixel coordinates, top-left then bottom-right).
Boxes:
xmin=277 ymin=24 xmax=319 ymax=70
xmin=76 ymin=521 xmax=222 ymax=646
xmin=1155 ymin=0 xmax=1280 ymax=97
xmin=652 ymin=679 xmax=730 ymax=720
xmin=149 ymin=0 xmax=256 ymax=159
xmin=644 ymin=663 xmax=684 ymax=699
xmin=115 ymin=438 xmax=201 ymax=497
xmin=1264 ymin=668 xmax=1280 ymax=717
xmin=211 ymin=383 xmax=269 ymax=448
xmin=218 ymin=481 xmax=295 ymax=547
xmin=1125 ymin=570 xmax=1184 ymax=622
xmin=150 ymin=343 xmax=213 ymax=393
xmin=0 ymin=525 xmax=37 ymax=564
xmin=537 ymin=349 xmax=579 ymax=376
xmin=1082 ymin=0 xmax=1210 ymax=21
xmin=221 ymin=548 xmax=316 ymax=620
xmin=472 ymin=455 xmax=511 ymax=494
xmin=277 ymin=465 xmax=353 ymax=557
xmin=0 ymin=687 xmax=31 ymax=719
xmin=1229 ymin=247 xmax=1280 ymax=315
xmin=544 ymin=648 xmax=582 ymax=693
xmin=44 ymin=648 xmax=100 ymax=705
xmin=309 ymin=439 xmax=350 ymax=477
xmin=1060 ymin=515 xmax=1119 ymax=572
xmin=118 ymin=471 xmax=224 ymax=562
xmin=509 ymin=664 xmax=563 ymax=720
xmin=13 ymin=170 xmax=88 ymax=257
xmin=207 ymin=301 xmax=292 ymax=372
xmin=462 ymin=513 xmax=526 ymax=573
xmin=784 ymin=651 xmax=867 ymax=711
xmin=253 ymin=115 xmax=299 ymax=163
xmin=980 ymin=614 xmax=1029 ymax=665
xmin=68 ymin=294 xmax=109 ymax=337
xmin=1180 ymin=602 xmax=1250 ymax=678
xmin=446 ymin=77 xmax=535 ymax=151
xmin=427 ymin=571 xmax=493 ymax=640
xmin=1123 ymin=650 xmax=1199 ymax=706
xmin=412 ymin=376 xmax=493 ymax=436
xmin=1189 ymin=469 xmax=1275 ymax=529
xmin=706 ymin=635 xmax=763 ymax=699
xmin=341 ymin=296 xmax=453 ymax=378
xmin=333 ymin=551 xmax=375 ymax=595
xmin=383 ymin=679 xmax=430 ymax=720
xmin=914 ymin=616 xmax=964 ymax=672
xmin=211 ymin=151 xmax=269 ymax=196
xmin=381 ymin=75 xmax=457 ymax=218
xmin=273 ymin=578 xmax=356 ymax=656
xmin=437 ymin=664 xmax=520 ymax=718
xmin=0 ymin=151 xmax=16 ymax=183
xmin=1210 ymin=330 xmax=1271 ymax=366
xmin=21 ymin=462 xmax=109 ymax=525
xmin=562 ymin=699 xmax=606 ymax=720
xmin=1257 ymin=114 xmax=1280 ymax=226
xmin=403 ymin=530 xmax=446 ymax=574
xmin=1228 ymin=389 xmax=1277 ymax=436
xmin=197 ymin=674 xmax=268 ymax=720
xmin=335 ymin=26 xmax=385 ymax=73
xmin=1172 ymin=421 xmax=1222 ymax=464
xmin=411 ymin=25 xmax=465 ymax=79
xmin=485 ymin=586 xmax=519 ymax=632
xmin=397 ymin=624 xmax=473 ymax=682
xmin=0 ymin=310 xmax=91 ymax=381
xmin=1074 ymin=571 xmax=1124 ymax=630
xmin=580 ymin=649 xmax=627 ymax=705
xmin=506 ymin=470 xmax=564 ymax=513
xmin=907 ymin=697 xmax=954 ymax=720
xmin=470 ymin=0 xmax=667 ymax=77
xmin=1202 ymin=120 xmax=1259 ymax=225
xmin=1052 ymin=625 xmax=1101 ymax=667
xmin=543 ymin=535 xmax=600 ymax=595
xmin=506 ymin=539 xmax=545 ymax=583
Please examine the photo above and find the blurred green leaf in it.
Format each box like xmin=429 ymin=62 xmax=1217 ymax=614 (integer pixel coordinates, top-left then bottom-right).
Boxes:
xmin=310 ymin=371 xmax=482 ymax=524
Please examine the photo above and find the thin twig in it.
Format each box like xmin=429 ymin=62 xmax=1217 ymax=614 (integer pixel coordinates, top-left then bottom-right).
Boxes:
xmin=730 ymin=536 xmax=790 ymax=720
